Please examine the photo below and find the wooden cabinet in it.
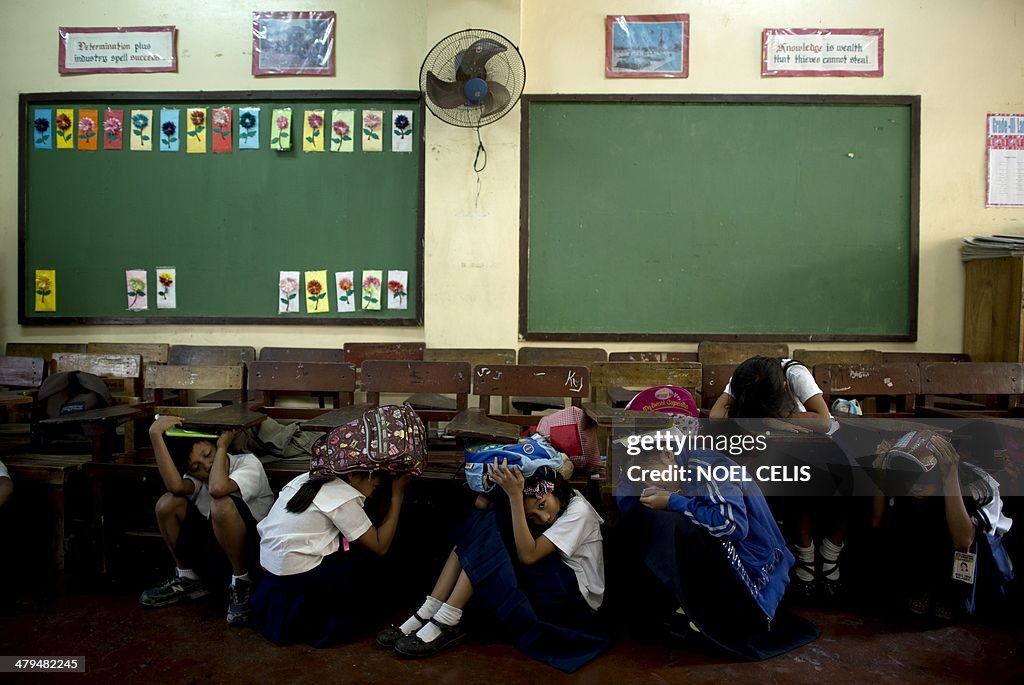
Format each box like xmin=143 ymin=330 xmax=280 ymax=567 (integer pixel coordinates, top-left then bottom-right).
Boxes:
xmin=963 ymin=257 xmax=1024 ymax=362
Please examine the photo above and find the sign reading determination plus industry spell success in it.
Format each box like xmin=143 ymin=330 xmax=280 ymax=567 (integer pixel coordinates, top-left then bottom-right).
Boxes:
xmin=58 ymin=26 xmax=177 ymax=75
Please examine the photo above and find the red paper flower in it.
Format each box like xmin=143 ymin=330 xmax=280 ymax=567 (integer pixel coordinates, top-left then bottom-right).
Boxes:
xmin=55 ymin=113 xmax=72 ymax=132
xmin=388 ymin=280 xmax=404 ymax=294
xmin=307 ymin=112 xmax=323 ymax=130
xmin=307 ymin=280 xmax=323 ymax=296
xmin=190 ymin=110 xmax=205 ymax=127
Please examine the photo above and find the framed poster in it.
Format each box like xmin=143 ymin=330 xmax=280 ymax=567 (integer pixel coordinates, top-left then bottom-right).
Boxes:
xmin=605 ymin=14 xmax=688 ymax=79
xmin=252 ymin=11 xmax=336 ymax=76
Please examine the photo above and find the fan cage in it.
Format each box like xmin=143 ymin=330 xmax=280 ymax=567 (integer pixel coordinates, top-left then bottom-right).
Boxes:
xmin=420 ymin=29 xmax=526 ymax=128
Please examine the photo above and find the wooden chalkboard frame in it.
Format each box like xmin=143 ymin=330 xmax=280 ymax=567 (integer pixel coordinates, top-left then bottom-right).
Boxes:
xmin=18 ymin=90 xmax=424 ymax=326
xmin=519 ymin=93 xmax=920 ymax=342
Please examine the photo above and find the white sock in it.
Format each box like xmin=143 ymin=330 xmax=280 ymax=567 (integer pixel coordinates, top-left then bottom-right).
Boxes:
xmin=794 ymin=544 xmax=815 ymax=582
xmin=231 ymin=572 xmax=250 ymax=586
xmin=415 ymin=602 xmax=462 ymax=643
xmin=399 ymin=595 xmax=442 ymax=635
xmin=177 ymin=567 xmax=199 ymax=581
xmin=819 ymin=539 xmax=843 ymax=581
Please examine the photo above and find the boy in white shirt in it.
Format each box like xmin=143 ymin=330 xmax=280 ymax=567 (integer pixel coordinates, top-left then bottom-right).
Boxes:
xmin=140 ymin=415 xmax=274 ymax=626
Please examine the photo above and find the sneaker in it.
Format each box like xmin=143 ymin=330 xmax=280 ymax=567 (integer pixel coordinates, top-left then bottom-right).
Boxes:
xmin=226 ymin=578 xmax=252 ymax=627
xmin=394 ymin=619 xmax=466 ymax=657
xmin=140 ymin=573 xmax=208 ymax=608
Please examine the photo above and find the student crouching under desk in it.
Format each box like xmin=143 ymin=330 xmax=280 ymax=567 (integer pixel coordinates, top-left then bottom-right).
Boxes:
xmin=142 ymin=416 xmax=274 ymax=625
xmin=616 ymin=433 xmax=819 ymax=660
xmin=378 ymin=461 xmax=609 ymax=672
xmin=710 ymin=356 xmax=849 ymax=601
xmin=251 ymin=447 xmax=416 ymax=647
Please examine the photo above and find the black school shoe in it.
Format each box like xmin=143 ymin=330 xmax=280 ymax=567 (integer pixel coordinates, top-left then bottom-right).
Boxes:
xmin=393 ymin=618 xmax=467 ymax=657
xmin=376 ymin=611 xmax=431 ymax=648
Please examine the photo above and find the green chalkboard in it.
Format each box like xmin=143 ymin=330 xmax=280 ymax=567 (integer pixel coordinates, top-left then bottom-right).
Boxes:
xmin=521 ymin=95 xmax=919 ymax=341
xmin=19 ymin=91 xmax=423 ymax=325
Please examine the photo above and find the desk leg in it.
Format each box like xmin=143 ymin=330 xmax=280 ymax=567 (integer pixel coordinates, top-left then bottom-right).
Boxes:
xmin=49 ymin=483 xmax=66 ymax=594
xmin=90 ymin=473 xmax=108 ymax=576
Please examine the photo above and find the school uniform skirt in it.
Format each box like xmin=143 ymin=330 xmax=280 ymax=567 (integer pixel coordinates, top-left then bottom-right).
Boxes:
xmin=454 ymin=509 xmax=610 ymax=673
xmin=623 ymin=505 xmax=819 ymax=661
xmin=251 ymin=546 xmax=380 ymax=648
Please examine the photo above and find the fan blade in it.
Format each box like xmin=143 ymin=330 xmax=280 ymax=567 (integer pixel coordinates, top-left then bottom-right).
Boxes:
xmin=482 ymin=81 xmax=511 ymax=117
xmin=455 ymin=39 xmax=507 ymax=80
xmin=426 ymin=71 xmax=467 ymax=109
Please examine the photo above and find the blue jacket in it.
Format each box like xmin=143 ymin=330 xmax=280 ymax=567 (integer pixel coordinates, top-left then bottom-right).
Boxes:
xmin=619 ymin=449 xmax=794 ymax=620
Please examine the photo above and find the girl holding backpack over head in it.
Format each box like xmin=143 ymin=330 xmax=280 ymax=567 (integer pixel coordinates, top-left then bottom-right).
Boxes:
xmin=377 ymin=452 xmax=609 ymax=673
xmin=250 ymin=405 xmax=425 ymax=647
xmin=710 ymin=356 xmax=849 ymax=601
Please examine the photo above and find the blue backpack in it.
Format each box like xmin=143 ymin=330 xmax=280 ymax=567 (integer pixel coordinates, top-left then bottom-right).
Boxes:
xmin=464 ymin=435 xmax=563 ymax=493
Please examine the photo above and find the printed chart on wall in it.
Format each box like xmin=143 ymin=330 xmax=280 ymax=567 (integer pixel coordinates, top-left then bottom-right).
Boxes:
xmin=987 ymin=113 xmax=1024 ymax=207
xmin=20 ymin=92 xmax=423 ymax=324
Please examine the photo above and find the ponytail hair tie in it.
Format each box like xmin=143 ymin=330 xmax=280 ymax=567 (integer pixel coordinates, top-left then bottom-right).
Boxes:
xmin=523 ymin=479 xmax=555 ymax=500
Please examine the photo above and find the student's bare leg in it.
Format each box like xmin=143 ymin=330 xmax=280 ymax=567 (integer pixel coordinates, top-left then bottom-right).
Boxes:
xmin=798 ymin=513 xmax=813 ymax=547
xmin=429 ymin=548 xmax=463 ymax=602
xmin=445 ymin=570 xmax=474 ymax=610
xmin=155 ymin=492 xmax=189 ymax=566
xmin=210 ymin=496 xmax=248 ymax=575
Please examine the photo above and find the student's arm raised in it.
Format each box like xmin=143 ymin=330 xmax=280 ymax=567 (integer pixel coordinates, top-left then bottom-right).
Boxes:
xmin=149 ymin=415 xmax=195 ymax=496
xmin=709 ymin=392 xmax=732 ymax=419
xmin=353 ymin=474 xmax=412 ymax=556
xmin=207 ymin=430 xmax=239 ymax=498
xmin=489 ymin=460 xmax=557 ymax=566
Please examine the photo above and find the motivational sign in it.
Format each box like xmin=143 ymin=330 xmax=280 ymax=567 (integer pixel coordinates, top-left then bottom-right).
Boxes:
xmin=762 ymin=28 xmax=883 ymax=77
xmin=59 ymin=26 xmax=177 ymax=74
xmin=987 ymin=113 xmax=1024 ymax=207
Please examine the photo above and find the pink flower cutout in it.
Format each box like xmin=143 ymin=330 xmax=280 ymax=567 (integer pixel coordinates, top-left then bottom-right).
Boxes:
xmin=212 ymin=109 xmax=230 ymax=128
xmin=103 ymin=115 xmax=122 ymax=137
xmin=363 ymin=113 xmax=382 ymax=130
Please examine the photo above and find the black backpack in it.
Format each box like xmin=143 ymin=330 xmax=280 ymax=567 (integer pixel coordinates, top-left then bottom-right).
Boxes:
xmin=32 ymin=371 xmax=113 ymax=451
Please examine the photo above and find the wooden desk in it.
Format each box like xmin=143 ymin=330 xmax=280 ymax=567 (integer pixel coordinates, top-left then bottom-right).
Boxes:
xmin=181 ymin=405 xmax=267 ymax=432
xmin=445 ymin=407 xmax=521 ymax=443
xmin=0 ymin=390 xmax=34 ymax=408
xmin=38 ymin=404 xmax=150 ymax=462
xmin=3 ymin=453 xmax=91 ymax=580
xmin=299 ymin=405 xmax=371 ymax=432
xmin=606 ymin=387 xmax=638 ymax=408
